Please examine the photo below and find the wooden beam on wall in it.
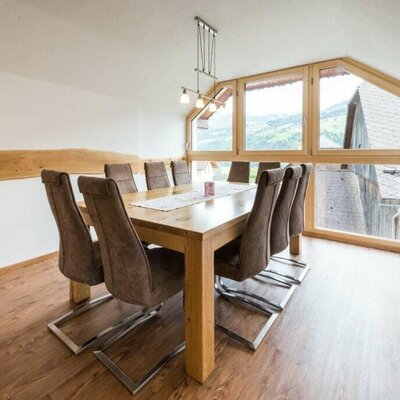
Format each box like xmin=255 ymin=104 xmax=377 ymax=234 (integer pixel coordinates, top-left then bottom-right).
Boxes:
xmin=0 ymin=149 xmax=184 ymax=181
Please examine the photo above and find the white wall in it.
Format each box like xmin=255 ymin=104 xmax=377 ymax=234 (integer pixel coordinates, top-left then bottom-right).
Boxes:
xmin=0 ymin=0 xmax=188 ymax=268
xmin=0 ymin=72 xmax=184 ymax=268
xmin=0 ymin=172 xmax=167 ymax=268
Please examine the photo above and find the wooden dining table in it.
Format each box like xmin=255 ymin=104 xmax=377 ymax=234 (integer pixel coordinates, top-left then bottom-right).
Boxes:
xmin=76 ymin=182 xmax=258 ymax=383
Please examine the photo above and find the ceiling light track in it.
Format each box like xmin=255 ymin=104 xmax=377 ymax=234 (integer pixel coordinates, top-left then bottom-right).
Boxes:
xmin=180 ymin=17 xmax=220 ymax=111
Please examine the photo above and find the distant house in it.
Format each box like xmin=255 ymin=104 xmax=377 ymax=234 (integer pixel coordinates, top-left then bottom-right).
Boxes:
xmin=342 ymin=82 xmax=400 ymax=238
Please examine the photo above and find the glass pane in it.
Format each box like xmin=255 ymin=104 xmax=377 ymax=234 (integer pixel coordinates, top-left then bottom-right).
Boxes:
xmin=191 ymin=87 xmax=233 ymax=151
xmin=315 ymin=164 xmax=400 ymax=241
xmin=191 ymin=161 xmax=232 ymax=182
xmin=245 ymin=73 xmax=303 ymax=150
xmin=249 ymin=162 xmax=258 ymax=183
xmin=191 ymin=161 xmax=286 ymax=183
xmin=319 ymin=67 xmax=400 ymax=149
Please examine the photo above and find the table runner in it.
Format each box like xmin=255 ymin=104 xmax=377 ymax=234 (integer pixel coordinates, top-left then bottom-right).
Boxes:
xmin=130 ymin=182 xmax=256 ymax=212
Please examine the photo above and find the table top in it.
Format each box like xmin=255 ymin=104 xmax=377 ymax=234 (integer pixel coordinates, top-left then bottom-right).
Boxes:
xmin=78 ymin=183 xmax=257 ymax=239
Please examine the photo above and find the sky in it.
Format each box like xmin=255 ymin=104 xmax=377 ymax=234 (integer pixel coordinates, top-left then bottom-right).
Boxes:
xmin=319 ymin=74 xmax=364 ymax=110
xmin=243 ymin=74 xmax=364 ymax=116
xmin=206 ymin=73 xmax=364 ymax=118
xmin=246 ymin=80 xmax=303 ymax=116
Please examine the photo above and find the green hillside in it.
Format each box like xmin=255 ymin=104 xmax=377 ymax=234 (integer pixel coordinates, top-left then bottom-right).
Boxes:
xmin=195 ymin=101 xmax=348 ymax=150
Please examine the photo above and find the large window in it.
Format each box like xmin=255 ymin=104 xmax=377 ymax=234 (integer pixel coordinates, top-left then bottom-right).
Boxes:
xmin=186 ymin=58 xmax=400 ymax=252
xmin=191 ymin=86 xmax=233 ymax=151
xmin=319 ymin=67 xmax=400 ymax=150
xmin=315 ymin=163 xmax=400 ymax=240
xmin=244 ymin=73 xmax=304 ymax=151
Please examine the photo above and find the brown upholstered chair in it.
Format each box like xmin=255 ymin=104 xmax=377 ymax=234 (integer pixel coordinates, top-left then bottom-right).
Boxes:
xmin=78 ymin=176 xmax=185 ymax=395
xmin=144 ymin=161 xmax=171 ymax=190
xmin=289 ymin=163 xmax=313 ymax=238
xmin=171 ymin=160 xmax=191 ymax=186
xmin=227 ymin=161 xmax=250 ymax=183
xmin=259 ymin=165 xmax=306 ymax=285
xmin=42 ymin=170 xmax=136 ymax=355
xmin=267 ymin=163 xmax=313 ymax=283
xmin=269 ymin=166 xmax=303 ymax=255
xmin=214 ymin=169 xmax=295 ymax=350
xmin=104 ymin=163 xmax=138 ymax=194
xmin=105 ymin=163 xmax=151 ymax=248
xmin=255 ymin=162 xmax=281 ymax=183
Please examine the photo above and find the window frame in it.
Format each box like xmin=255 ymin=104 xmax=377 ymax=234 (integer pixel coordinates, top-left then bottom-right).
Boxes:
xmin=311 ymin=58 xmax=400 ymax=157
xmin=237 ymin=65 xmax=309 ymax=156
xmin=186 ymin=57 xmax=400 ymax=253
xmin=186 ymin=80 xmax=237 ymax=157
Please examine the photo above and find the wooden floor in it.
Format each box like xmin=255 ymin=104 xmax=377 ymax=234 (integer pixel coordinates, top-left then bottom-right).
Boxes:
xmin=1 ymin=237 xmax=400 ymax=400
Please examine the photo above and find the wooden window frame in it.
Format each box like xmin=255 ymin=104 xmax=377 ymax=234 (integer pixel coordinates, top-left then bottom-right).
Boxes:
xmin=186 ymin=57 xmax=400 ymax=253
xmin=311 ymin=57 xmax=400 ymax=157
xmin=186 ymin=80 xmax=237 ymax=157
xmin=237 ymin=65 xmax=309 ymax=157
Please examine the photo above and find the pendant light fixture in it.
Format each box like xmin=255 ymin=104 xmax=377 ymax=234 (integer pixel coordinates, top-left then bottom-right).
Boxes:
xmin=180 ymin=17 xmax=222 ymax=112
xmin=195 ymin=94 xmax=205 ymax=108
xmin=208 ymin=101 xmax=217 ymax=112
xmin=180 ymin=88 xmax=190 ymax=104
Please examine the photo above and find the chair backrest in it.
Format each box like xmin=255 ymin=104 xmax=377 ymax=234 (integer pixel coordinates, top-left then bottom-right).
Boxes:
xmin=78 ymin=176 xmax=153 ymax=306
xmin=289 ymin=163 xmax=313 ymax=237
xmin=227 ymin=161 xmax=250 ymax=183
xmin=255 ymin=162 xmax=281 ymax=183
xmin=144 ymin=162 xmax=171 ymax=190
xmin=237 ymin=169 xmax=284 ymax=280
xmin=41 ymin=170 xmax=103 ymax=285
xmin=270 ymin=165 xmax=303 ymax=255
xmin=171 ymin=160 xmax=191 ymax=186
xmin=104 ymin=163 xmax=138 ymax=194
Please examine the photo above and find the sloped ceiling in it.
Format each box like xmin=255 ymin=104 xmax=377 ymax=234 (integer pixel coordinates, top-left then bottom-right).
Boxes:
xmin=1 ymin=0 xmax=399 ymax=118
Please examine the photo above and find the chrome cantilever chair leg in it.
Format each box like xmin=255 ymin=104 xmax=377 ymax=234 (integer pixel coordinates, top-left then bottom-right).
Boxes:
xmin=253 ymin=273 xmax=293 ymax=288
xmin=259 ymin=270 xmax=301 ymax=285
xmin=265 ymin=256 xmax=311 ymax=284
xmin=93 ymin=303 xmax=185 ymax=395
xmin=48 ymin=293 xmax=122 ymax=354
xmin=272 ymin=255 xmax=308 ymax=267
xmin=216 ymin=276 xmax=297 ymax=312
xmin=48 ymin=293 xmax=159 ymax=355
xmin=215 ymin=277 xmax=279 ymax=350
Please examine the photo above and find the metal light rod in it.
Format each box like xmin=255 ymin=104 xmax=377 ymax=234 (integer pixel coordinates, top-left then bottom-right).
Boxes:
xmin=181 ymin=86 xmax=224 ymax=105
xmin=195 ymin=16 xmax=217 ymax=35
xmin=195 ymin=68 xmax=218 ymax=80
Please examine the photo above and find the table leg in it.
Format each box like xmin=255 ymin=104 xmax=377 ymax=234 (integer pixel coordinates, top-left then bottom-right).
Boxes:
xmin=69 ymin=280 xmax=90 ymax=304
xmin=184 ymin=236 xmax=215 ymax=383
xmin=290 ymin=234 xmax=301 ymax=255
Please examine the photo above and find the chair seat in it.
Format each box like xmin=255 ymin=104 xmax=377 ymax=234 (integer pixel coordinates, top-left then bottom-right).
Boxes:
xmin=145 ymin=247 xmax=185 ymax=304
xmin=215 ymin=239 xmax=243 ymax=281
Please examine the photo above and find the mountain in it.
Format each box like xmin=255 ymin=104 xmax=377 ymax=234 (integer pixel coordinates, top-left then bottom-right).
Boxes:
xmin=194 ymin=101 xmax=349 ymax=151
